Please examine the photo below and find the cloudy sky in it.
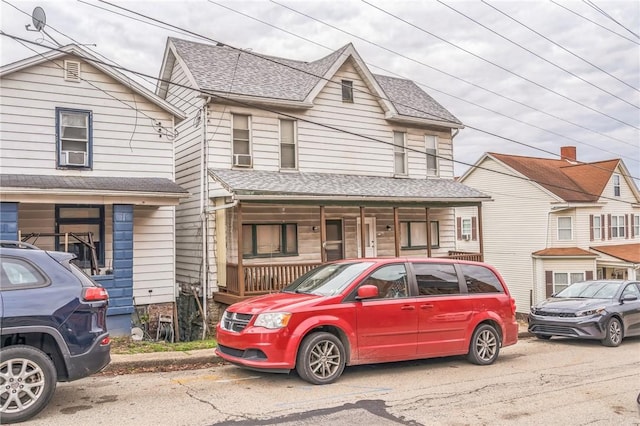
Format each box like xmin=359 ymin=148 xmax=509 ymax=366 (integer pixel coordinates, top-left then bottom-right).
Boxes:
xmin=2 ymin=0 xmax=639 ymax=179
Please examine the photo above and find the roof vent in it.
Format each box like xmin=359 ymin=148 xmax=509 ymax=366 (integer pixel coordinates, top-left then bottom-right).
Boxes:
xmin=64 ymin=60 xmax=81 ymax=82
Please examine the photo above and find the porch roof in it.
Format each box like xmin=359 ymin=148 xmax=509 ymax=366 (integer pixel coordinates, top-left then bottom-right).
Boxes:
xmin=0 ymin=174 xmax=188 ymax=206
xmin=209 ymin=169 xmax=490 ymax=205
xmin=532 ymin=247 xmax=598 ymax=257
xmin=590 ymin=244 xmax=640 ymax=263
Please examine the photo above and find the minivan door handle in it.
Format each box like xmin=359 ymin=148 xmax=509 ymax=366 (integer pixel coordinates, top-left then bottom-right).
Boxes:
xmin=420 ymin=304 xmax=434 ymax=309
xmin=400 ymin=305 xmax=415 ymax=311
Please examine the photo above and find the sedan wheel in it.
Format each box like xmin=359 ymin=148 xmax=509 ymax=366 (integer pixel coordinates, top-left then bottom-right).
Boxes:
xmin=296 ymin=332 xmax=346 ymax=385
xmin=468 ymin=324 xmax=500 ymax=365
xmin=601 ymin=317 xmax=623 ymax=347
xmin=0 ymin=345 xmax=57 ymax=424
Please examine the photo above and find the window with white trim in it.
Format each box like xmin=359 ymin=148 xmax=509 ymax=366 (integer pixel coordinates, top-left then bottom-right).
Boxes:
xmin=592 ymin=215 xmax=602 ymax=240
xmin=57 ymin=108 xmax=91 ymax=168
xmin=425 ymin=135 xmax=438 ymax=176
xmin=393 ymin=131 xmax=407 ymax=175
xmin=553 ymin=272 xmax=584 ymax=293
xmin=611 ymin=215 xmax=625 ymax=238
xmin=341 ymin=80 xmax=353 ymax=102
xmin=634 ymin=215 xmax=639 ymax=237
xmin=400 ymin=221 xmax=439 ymax=249
xmin=279 ymin=119 xmax=296 ymax=169
xmin=462 ymin=218 xmax=472 ymax=239
xmin=232 ymin=114 xmax=251 ymax=167
xmin=557 ymin=216 xmax=572 ymax=240
xmin=613 ymin=174 xmax=620 ymax=196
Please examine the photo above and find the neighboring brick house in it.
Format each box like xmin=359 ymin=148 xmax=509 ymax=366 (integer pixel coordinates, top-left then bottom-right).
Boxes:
xmin=0 ymin=45 xmax=188 ymax=335
xmin=457 ymin=146 xmax=640 ymax=314
xmin=155 ymin=38 xmax=490 ymax=317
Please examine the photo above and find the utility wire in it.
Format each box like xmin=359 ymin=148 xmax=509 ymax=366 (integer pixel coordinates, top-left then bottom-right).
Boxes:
xmin=550 ymin=0 xmax=639 ymax=45
xmin=2 ymin=31 xmax=636 ymax=205
xmin=209 ymin=0 xmax=639 ymax=166
xmin=268 ymin=0 xmax=637 ymax=148
xmin=583 ymin=0 xmax=640 ymax=39
xmin=361 ymin=0 xmax=639 ymax=130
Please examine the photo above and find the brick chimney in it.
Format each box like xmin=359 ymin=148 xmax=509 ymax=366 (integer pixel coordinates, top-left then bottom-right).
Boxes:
xmin=560 ymin=146 xmax=576 ymax=162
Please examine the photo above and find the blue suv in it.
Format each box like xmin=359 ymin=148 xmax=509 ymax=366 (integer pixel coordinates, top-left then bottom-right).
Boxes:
xmin=0 ymin=241 xmax=111 ymax=423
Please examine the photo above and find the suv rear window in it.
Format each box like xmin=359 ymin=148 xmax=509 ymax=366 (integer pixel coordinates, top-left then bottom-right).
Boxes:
xmin=0 ymin=256 xmax=49 ymax=289
xmin=460 ymin=264 xmax=504 ymax=294
xmin=413 ymin=262 xmax=460 ymax=295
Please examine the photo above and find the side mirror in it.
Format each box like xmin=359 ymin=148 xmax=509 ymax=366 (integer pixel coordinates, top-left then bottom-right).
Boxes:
xmin=356 ymin=285 xmax=379 ymax=300
xmin=621 ymin=294 xmax=638 ymax=303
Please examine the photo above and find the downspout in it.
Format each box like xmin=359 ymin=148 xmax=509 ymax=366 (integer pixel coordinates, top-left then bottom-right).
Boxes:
xmin=200 ymin=98 xmax=210 ymax=339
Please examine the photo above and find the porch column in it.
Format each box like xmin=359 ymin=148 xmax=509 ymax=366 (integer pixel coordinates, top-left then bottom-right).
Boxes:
xmin=425 ymin=208 xmax=432 ymax=258
xmin=0 ymin=202 xmax=19 ymax=240
xmin=359 ymin=207 xmax=366 ymax=258
xmin=477 ymin=204 xmax=484 ymax=261
xmin=106 ymin=204 xmax=134 ymax=336
xmin=393 ymin=207 xmax=400 ymax=257
xmin=320 ymin=206 xmax=327 ymax=263
xmin=237 ymin=202 xmax=244 ymax=297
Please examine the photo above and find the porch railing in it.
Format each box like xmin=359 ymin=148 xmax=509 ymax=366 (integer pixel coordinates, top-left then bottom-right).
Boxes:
xmin=446 ymin=251 xmax=484 ymax=262
xmin=225 ymin=262 xmax=322 ymax=296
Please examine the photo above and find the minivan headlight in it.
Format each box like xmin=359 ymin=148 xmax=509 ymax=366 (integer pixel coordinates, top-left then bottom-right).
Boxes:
xmin=576 ymin=307 xmax=606 ymax=317
xmin=254 ymin=312 xmax=292 ymax=329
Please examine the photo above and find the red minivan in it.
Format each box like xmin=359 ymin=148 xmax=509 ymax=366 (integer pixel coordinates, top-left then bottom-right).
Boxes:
xmin=216 ymin=258 xmax=518 ymax=384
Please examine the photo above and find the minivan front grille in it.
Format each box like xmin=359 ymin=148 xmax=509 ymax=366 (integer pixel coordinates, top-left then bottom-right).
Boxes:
xmin=220 ymin=311 xmax=253 ymax=332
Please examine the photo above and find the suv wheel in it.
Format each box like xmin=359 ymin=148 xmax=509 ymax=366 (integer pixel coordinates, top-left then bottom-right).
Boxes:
xmin=601 ymin=317 xmax=622 ymax=347
xmin=0 ymin=345 xmax=57 ymax=424
xmin=467 ymin=324 xmax=500 ymax=365
xmin=296 ymin=332 xmax=346 ymax=385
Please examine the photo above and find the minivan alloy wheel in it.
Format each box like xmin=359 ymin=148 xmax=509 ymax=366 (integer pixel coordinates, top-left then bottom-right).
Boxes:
xmin=296 ymin=332 xmax=346 ymax=385
xmin=468 ymin=324 xmax=500 ymax=365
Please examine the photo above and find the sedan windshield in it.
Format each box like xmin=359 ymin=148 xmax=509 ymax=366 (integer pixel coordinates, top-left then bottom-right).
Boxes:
xmin=555 ymin=281 xmax=621 ymax=299
xmin=283 ymin=262 xmax=374 ymax=296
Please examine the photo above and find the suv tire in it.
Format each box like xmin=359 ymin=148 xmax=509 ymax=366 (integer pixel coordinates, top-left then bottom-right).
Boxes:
xmin=0 ymin=345 xmax=57 ymax=424
xmin=295 ymin=332 xmax=346 ymax=385
xmin=467 ymin=324 xmax=500 ymax=365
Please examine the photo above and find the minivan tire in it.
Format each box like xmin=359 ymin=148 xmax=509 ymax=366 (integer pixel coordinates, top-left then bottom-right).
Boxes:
xmin=296 ymin=332 xmax=346 ymax=385
xmin=467 ymin=324 xmax=500 ymax=365
xmin=0 ymin=345 xmax=57 ymax=424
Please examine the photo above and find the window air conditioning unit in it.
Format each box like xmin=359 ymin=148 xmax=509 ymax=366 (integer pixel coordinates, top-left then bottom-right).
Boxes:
xmin=61 ymin=150 xmax=86 ymax=166
xmin=233 ymin=154 xmax=252 ymax=167
xmin=462 ymin=234 xmax=471 ymax=241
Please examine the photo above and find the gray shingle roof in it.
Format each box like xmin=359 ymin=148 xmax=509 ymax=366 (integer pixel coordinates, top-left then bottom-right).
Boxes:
xmin=209 ymin=169 xmax=488 ymax=203
xmin=0 ymin=174 xmax=188 ymax=195
xmin=170 ymin=38 xmax=461 ymax=124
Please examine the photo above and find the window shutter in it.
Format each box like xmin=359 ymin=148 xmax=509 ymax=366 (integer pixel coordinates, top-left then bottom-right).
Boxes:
xmin=589 ymin=214 xmax=594 ymax=241
xmin=585 ymin=270 xmax=593 ymax=281
xmin=471 ymin=217 xmax=477 ymax=241
xmin=601 ymin=215 xmax=605 ymax=240
xmin=456 ymin=217 xmax=462 ymax=240
xmin=607 ymin=214 xmax=612 ymax=240
xmin=545 ymin=270 xmax=553 ymax=297
xmin=625 ymin=214 xmax=629 ymax=239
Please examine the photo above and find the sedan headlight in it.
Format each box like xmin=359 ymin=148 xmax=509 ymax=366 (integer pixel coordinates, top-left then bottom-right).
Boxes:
xmin=254 ymin=312 xmax=292 ymax=329
xmin=575 ymin=307 xmax=606 ymax=317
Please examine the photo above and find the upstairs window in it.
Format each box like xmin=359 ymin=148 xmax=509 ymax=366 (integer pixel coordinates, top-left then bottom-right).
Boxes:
xmin=232 ymin=114 xmax=252 ymax=167
xmin=557 ymin=217 xmax=572 ymax=240
xmin=425 ymin=135 xmax=438 ymax=176
xmin=393 ymin=131 xmax=407 ymax=175
xmin=611 ymin=215 xmax=625 ymax=238
xmin=613 ymin=175 xmax=620 ymax=196
xmin=341 ymin=80 xmax=353 ymax=102
xmin=279 ymin=119 xmax=297 ymax=170
xmin=592 ymin=215 xmax=602 ymax=240
xmin=634 ymin=215 xmax=639 ymax=237
xmin=56 ymin=108 xmax=91 ymax=168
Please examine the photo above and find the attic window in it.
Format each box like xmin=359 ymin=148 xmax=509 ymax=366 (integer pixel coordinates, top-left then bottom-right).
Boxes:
xmin=64 ymin=60 xmax=81 ymax=82
xmin=341 ymin=80 xmax=353 ymax=102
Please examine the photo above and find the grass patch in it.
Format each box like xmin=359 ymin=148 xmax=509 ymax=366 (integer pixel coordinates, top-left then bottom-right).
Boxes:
xmin=110 ymin=337 xmax=217 ymax=355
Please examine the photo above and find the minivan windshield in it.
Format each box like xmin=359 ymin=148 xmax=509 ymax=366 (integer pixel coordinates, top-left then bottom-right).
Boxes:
xmin=283 ymin=262 xmax=374 ymax=296
xmin=555 ymin=280 xmax=621 ymax=299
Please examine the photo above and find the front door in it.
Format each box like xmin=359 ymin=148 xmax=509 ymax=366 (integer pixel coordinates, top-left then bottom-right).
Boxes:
xmin=356 ymin=217 xmax=376 ymax=257
xmin=324 ymin=219 xmax=344 ymax=261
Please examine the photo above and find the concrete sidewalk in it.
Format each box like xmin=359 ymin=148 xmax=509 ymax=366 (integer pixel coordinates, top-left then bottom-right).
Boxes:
xmin=105 ymin=324 xmax=532 ymax=373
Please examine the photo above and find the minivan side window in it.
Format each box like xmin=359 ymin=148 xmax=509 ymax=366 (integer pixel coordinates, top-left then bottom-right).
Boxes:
xmin=460 ymin=264 xmax=504 ymax=294
xmin=413 ymin=263 xmax=459 ymax=295
xmin=361 ymin=264 xmax=408 ymax=298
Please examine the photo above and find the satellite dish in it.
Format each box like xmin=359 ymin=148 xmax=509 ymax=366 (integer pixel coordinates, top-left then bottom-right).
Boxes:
xmin=31 ymin=7 xmax=46 ymax=31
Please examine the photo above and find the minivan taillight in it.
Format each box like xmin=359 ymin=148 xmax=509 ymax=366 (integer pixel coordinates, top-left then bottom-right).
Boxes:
xmin=83 ymin=287 xmax=109 ymax=301
xmin=510 ymin=297 xmax=517 ymax=315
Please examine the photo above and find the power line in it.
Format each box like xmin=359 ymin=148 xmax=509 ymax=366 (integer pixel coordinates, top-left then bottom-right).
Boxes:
xmin=208 ymin=0 xmax=639 ymax=167
xmin=550 ymin=0 xmax=639 ymax=45
xmin=2 ymin=30 xmax=636 ymax=205
xmin=361 ymin=0 xmax=640 ymax=130
xmin=583 ymin=0 xmax=640 ymax=39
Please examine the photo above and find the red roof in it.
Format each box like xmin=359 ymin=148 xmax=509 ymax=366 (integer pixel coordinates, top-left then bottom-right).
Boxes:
xmin=490 ymin=153 xmax=619 ymax=202
xmin=590 ymin=244 xmax=640 ymax=263
xmin=532 ymin=247 xmax=597 ymax=257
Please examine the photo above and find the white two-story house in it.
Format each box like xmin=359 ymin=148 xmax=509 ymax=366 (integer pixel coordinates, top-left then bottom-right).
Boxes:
xmin=457 ymin=146 xmax=640 ymax=314
xmin=156 ymin=38 xmax=490 ymax=321
xmin=0 ymin=45 xmax=188 ymax=335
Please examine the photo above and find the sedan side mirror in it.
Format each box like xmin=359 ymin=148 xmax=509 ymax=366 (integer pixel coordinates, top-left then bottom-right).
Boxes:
xmin=621 ymin=294 xmax=638 ymax=303
xmin=356 ymin=285 xmax=379 ymax=300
